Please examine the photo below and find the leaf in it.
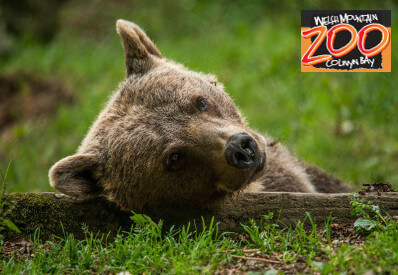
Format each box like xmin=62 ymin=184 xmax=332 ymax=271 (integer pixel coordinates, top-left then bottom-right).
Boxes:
xmin=354 ymin=218 xmax=377 ymax=231
xmin=130 ymin=213 xmax=156 ymax=228
xmin=263 ymin=269 xmax=279 ymax=275
xmin=311 ymin=260 xmax=325 ymax=270
xmin=4 ymin=218 xmax=20 ymax=233
xmin=371 ymin=205 xmax=381 ymax=214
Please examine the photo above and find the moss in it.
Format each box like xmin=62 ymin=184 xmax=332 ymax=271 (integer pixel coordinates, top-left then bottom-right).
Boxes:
xmin=1 ymin=193 xmax=131 ymax=241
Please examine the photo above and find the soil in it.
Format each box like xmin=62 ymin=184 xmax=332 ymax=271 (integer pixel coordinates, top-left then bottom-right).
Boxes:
xmin=0 ymin=72 xmax=75 ymax=134
xmin=0 ymin=236 xmax=33 ymax=262
xmin=359 ymin=182 xmax=397 ymax=195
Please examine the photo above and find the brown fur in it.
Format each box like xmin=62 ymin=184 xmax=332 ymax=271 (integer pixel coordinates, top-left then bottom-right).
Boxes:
xmin=49 ymin=20 xmax=350 ymax=211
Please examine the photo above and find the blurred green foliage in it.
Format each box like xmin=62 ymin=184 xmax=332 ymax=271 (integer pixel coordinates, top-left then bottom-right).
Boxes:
xmin=0 ymin=0 xmax=397 ymax=192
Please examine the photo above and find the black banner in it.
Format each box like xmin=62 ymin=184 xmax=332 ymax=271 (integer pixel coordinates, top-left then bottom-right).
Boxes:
xmin=301 ymin=10 xmax=391 ymax=71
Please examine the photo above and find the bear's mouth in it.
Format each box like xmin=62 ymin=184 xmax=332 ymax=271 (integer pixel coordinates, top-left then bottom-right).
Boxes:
xmin=251 ymin=152 xmax=266 ymax=179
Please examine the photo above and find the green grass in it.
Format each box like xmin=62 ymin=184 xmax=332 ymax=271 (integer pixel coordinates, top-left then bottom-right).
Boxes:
xmin=321 ymin=223 xmax=398 ymax=274
xmin=2 ymin=216 xmax=235 ymax=274
xmin=0 ymin=160 xmax=20 ymax=240
xmin=2 ymin=203 xmax=397 ymax=274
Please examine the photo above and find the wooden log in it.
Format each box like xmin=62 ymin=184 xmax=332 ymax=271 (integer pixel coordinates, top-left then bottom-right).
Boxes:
xmin=1 ymin=192 xmax=398 ymax=241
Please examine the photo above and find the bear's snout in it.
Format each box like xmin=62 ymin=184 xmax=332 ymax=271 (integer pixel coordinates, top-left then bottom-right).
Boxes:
xmin=224 ymin=133 xmax=259 ymax=169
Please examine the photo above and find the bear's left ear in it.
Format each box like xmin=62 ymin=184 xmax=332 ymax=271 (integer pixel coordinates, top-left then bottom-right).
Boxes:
xmin=116 ymin=19 xmax=162 ymax=77
xmin=49 ymin=154 xmax=103 ymax=199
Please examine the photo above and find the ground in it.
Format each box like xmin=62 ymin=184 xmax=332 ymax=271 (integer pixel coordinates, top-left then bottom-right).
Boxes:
xmin=0 ymin=184 xmax=396 ymax=273
xmin=0 ymin=222 xmax=362 ymax=274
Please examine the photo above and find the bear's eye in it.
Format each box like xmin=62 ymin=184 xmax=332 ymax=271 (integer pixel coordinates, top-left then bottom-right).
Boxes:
xmin=170 ymin=153 xmax=183 ymax=163
xmin=167 ymin=152 xmax=185 ymax=171
xmin=196 ymin=96 xmax=208 ymax=112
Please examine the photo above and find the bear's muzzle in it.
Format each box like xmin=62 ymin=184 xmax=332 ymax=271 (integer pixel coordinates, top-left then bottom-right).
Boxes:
xmin=224 ymin=133 xmax=259 ymax=169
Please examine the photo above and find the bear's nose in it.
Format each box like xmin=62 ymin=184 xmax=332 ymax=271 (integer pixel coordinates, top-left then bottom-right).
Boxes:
xmin=224 ymin=133 xmax=258 ymax=169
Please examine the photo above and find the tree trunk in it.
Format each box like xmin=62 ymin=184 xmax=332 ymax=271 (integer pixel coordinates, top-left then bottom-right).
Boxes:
xmin=1 ymin=192 xmax=398 ymax=241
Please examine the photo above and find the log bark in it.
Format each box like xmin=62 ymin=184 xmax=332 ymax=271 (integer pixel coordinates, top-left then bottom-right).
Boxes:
xmin=1 ymin=192 xmax=398 ymax=240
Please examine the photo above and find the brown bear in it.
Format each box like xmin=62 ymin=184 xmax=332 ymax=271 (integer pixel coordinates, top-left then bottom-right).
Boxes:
xmin=49 ymin=20 xmax=350 ymax=211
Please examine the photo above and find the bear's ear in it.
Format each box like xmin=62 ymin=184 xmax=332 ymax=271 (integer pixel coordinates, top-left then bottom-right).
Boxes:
xmin=116 ymin=19 xmax=162 ymax=77
xmin=49 ymin=154 xmax=103 ymax=199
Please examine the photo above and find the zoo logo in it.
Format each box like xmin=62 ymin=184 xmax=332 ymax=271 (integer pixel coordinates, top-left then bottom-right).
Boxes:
xmin=301 ymin=10 xmax=391 ymax=72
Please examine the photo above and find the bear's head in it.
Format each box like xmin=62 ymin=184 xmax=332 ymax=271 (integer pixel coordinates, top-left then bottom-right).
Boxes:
xmin=49 ymin=20 xmax=266 ymax=211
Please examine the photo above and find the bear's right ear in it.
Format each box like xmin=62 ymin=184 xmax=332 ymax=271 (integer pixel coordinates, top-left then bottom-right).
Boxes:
xmin=49 ymin=154 xmax=102 ymax=199
xmin=116 ymin=19 xmax=162 ymax=77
